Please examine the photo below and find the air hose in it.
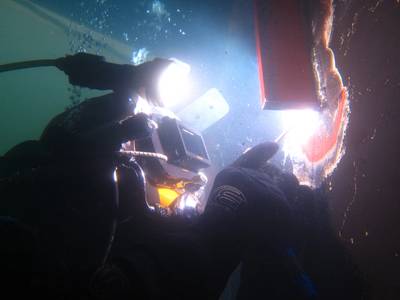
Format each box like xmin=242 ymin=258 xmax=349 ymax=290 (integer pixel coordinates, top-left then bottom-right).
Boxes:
xmin=0 ymin=59 xmax=57 ymax=73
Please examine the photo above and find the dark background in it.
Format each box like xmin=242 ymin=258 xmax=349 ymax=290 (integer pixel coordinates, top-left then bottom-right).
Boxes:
xmin=329 ymin=1 xmax=400 ymax=299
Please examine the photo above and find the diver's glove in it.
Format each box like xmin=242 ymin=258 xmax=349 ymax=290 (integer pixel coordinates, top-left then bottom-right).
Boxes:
xmin=201 ymin=142 xmax=283 ymax=237
xmin=207 ymin=143 xmax=317 ymax=299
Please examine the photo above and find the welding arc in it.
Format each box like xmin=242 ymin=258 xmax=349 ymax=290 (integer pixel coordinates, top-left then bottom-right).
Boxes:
xmin=0 ymin=59 xmax=56 ymax=73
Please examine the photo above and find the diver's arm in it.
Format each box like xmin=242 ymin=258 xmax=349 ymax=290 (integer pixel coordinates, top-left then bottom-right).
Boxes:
xmin=76 ymin=113 xmax=154 ymax=152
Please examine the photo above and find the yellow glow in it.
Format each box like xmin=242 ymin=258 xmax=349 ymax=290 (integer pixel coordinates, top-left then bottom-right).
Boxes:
xmin=157 ymin=187 xmax=180 ymax=207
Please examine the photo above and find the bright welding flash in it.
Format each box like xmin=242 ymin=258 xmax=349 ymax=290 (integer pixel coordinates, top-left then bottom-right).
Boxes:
xmin=281 ymin=109 xmax=322 ymax=158
xmin=158 ymin=59 xmax=191 ymax=108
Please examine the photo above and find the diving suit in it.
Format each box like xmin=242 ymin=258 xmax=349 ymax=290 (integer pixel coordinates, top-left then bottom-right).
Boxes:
xmin=92 ymin=142 xmax=318 ymax=300
xmin=0 ymin=54 xmax=318 ymax=299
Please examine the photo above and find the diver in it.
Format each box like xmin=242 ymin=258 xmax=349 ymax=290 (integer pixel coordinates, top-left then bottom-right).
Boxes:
xmin=0 ymin=53 xmax=364 ymax=299
xmin=0 ymin=53 xmax=174 ymax=297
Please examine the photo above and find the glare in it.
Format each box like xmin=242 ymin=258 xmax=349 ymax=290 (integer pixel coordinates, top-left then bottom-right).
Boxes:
xmin=177 ymin=193 xmax=199 ymax=210
xmin=113 ymin=169 xmax=118 ymax=183
xmin=134 ymin=96 xmax=152 ymax=115
xmin=158 ymin=59 xmax=191 ymax=108
xmin=280 ymin=109 xmax=322 ymax=158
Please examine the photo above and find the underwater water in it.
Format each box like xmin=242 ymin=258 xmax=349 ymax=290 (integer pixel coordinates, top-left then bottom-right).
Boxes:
xmin=1 ymin=0 xmax=280 ymax=165
xmin=1 ymin=0 xmax=399 ymax=299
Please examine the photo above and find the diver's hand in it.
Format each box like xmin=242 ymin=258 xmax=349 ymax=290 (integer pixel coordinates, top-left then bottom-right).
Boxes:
xmin=120 ymin=113 xmax=155 ymax=141
xmin=204 ymin=141 xmax=281 ymax=218
xmin=229 ymin=141 xmax=299 ymax=197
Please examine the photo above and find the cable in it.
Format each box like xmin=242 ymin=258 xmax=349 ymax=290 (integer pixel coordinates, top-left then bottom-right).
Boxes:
xmin=0 ymin=59 xmax=56 ymax=73
xmin=119 ymin=150 xmax=168 ymax=162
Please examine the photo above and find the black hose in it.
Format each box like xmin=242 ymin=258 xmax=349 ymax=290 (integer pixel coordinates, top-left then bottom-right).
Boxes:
xmin=0 ymin=59 xmax=56 ymax=73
